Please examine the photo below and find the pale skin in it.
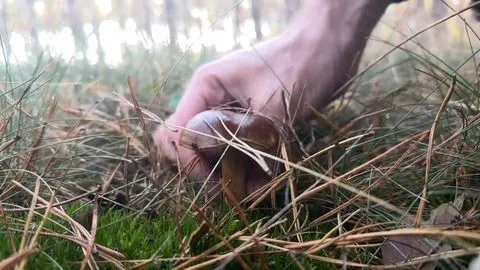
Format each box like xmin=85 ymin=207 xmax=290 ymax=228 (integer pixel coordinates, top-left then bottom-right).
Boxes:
xmin=154 ymin=0 xmax=404 ymax=194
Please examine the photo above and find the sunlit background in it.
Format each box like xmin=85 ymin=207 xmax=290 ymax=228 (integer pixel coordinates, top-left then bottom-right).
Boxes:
xmin=2 ymin=0 xmax=479 ymax=68
xmin=3 ymin=0 xmax=278 ymax=68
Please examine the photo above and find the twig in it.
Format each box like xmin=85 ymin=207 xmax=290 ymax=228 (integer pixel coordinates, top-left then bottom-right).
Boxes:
xmin=415 ymin=75 xmax=457 ymax=227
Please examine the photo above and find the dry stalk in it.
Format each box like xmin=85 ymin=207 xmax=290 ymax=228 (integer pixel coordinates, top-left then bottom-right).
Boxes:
xmin=415 ymin=76 xmax=457 ymax=227
xmin=18 ymin=177 xmax=41 ymax=255
xmin=0 ymin=137 xmax=20 ymax=154
xmin=80 ymin=192 xmax=100 ymax=270
xmin=184 ymin=241 xmax=261 ymax=270
xmin=221 ymin=181 xmax=269 ymax=269
xmin=248 ymin=132 xmax=374 ymax=209
xmin=296 ymin=131 xmax=428 ymax=203
xmin=285 ymin=227 xmax=480 ymax=250
xmin=0 ymin=200 xmax=17 ymax=253
xmin=189 ymin=204 xmax=252 ymax=270
xmin=174 ymin=223 xmax=259 ymax=270
xmin=0 ymin=247 xmax=38 ymax=270
xmin=127 ymin=76 xmax=155 ymax=162
xmin=8 ymin=180 xmax=127 ymax=268
xmin=308 ymin=131 xmax=428 ymax=228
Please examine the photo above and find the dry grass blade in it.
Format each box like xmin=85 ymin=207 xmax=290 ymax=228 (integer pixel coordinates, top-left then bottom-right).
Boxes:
xmin=190 ymin=204 xmax=252 ymax=270
xmin=34 ymin=231 xmax=127 ymax=266
xmin=0 ymin=247 xmax=39 ymax=270
xmin=305 ymin=254 xmax=370 ymax=268
xmin=3 ymin=189 xmax=99 ymax=213
xmin=127 ymin=76 xmax=154 ymax=159
xmin=0 ymin=200 xmax=17 ymax=253
xmin=221 ymin=181 xmax=270 ymax=270
xmin=39 ymin=231 xmax=126 ymax=259
xmin=0 ymin=136 xmax=20 ymax=153
xmin=286 ymin=227 xmax=480 ymax=250
xmin=308 ymin=131 xmax=428 ymax=228
xmin=214 ymin=111 xmax=271 ymax=174
xmin=10 ymin=180 xmax=91 ymax=239
xmin=102 ymin=164 xmax=122 ymax=194
xmin=415 ymin=75 xmax=457 ymax=227
xmin=7 ymin=180 xmax=127 ymax=268
xmin=236 ymin=222 xmax=396 ymax=249
xmin=80 ymin=192 xmax=100 ymax=270
xmin=308 ymin=105 xmax=339 ymax=132
xmin=248 ymin=132 xmax=374 ymax=209
xmin=174 ymin=221 xmax=262 ymax=270
xmin=307 ymin=209 xmax=362 ymax=254
xmin=7 ymin=193 xmax=55 ymax=269
xmin=27 ymin=192 xmax=57 ymax=246
xmin=18 ymin=176 xmax=41 ymax=262
xmin=1 ymin=122 xmax=47 ymax=199
xmin=281 ymin=143 xmax=302 ymax=243
xmin=212 ymin=131 xmax=430 ymax=268
xmin=296 ymin=130 xmax=429 ymax=205
xmin=184 ymin=240 xmax=263 ymax=270
xmin=11 ymin=191 xmax=57 ymax=269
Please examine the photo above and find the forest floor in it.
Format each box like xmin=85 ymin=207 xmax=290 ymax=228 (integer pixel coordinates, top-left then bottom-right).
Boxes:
xmin=1 ymin=25 xmax=480 ymax=269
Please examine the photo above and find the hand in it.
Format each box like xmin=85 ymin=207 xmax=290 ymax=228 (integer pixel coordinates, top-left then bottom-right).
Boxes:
xmin=153 ymin=0 xmax=392 ymax=195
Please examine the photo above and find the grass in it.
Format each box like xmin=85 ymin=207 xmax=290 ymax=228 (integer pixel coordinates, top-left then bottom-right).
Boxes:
xmin=1 ymin=203 xmax=199 ymax=269
xmin=2 ymin=6 xmax=480 ymax=270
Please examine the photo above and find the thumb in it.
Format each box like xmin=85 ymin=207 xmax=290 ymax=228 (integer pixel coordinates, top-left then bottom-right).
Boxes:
xmin=153 ymin=65 xmax=233 ymax=180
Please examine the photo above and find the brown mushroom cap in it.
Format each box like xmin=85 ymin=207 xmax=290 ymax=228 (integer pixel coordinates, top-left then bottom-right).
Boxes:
xmin=179 ymin=109 xmax=283 ymax=204
xmin=179 ymin=109 xmax=281 ymax=156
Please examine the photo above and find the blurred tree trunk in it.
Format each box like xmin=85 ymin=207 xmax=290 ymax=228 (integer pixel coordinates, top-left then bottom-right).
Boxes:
xmin=165 ymin=0 xmax=178 ymax=51
xmin=251 ymin=0 xmax=263 ymax=41
xmin=181 ymin=0 xmax=190 ymax=39
xmin=143 ymin=0 xmax=152 ymax=40
xmin=25 ymin=0 xmax=41 ymax=57
xmin=285 ymin=0 xmax=298 ymax=22
xmin=67 ymin=0 xmax=86 ymax=60
xmin=0 ymin=0 xmax=11 ymax=58
xmin=114 ymin=0 xmax=128 ymax=29
xmin=92 ymin=6 xmax=104 ymax=74
xmin=233 ymin=0 xmax=240 ymax=48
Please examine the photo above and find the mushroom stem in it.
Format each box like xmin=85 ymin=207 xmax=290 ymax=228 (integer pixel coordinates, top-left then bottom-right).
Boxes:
xmin=221 ymin=148 xmax=247 ymax=205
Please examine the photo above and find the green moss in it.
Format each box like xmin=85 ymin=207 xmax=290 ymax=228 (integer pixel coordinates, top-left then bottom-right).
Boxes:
xmin=1 ymin=203 xmax=336 ymax=269
xmin=0 ymin=204 xmax=199 ymax=269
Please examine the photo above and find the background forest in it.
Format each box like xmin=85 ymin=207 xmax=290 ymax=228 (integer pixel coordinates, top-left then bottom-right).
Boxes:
xmin=1 ymin=0 xmax=479 ymax=109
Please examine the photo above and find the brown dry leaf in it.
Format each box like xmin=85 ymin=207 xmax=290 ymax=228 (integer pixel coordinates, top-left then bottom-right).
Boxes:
xmin=381 ymin=234 xmax=451 ymax=270
xmin=381 ymin=194 xmax=466 ymax=268
xmin=426 ymin=194 xmax=465 ymax=226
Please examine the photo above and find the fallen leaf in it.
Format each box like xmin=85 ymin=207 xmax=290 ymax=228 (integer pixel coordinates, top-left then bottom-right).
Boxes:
xmin=426 ymin=194 xmax=465 ymax=226
xmin=381 ymin=232 xmax=448 ymax=270
xmin=381 ymin=194 xmax=466 ymax=268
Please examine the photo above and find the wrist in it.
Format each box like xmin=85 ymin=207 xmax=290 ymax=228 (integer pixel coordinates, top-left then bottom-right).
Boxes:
xmin=269 ymin=0 xmax=393 ymax=118
xmin=285 ymin=0 xmax=390 ymax=42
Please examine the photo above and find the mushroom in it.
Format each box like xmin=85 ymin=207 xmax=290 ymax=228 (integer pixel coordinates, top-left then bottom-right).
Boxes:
xmin=179 ymin=109 xmax=282 ymax=205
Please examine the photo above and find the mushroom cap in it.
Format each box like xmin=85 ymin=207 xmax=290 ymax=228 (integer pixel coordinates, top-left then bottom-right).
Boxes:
xmin=179 ymin=109 xmax=289 ymax=205
xmin=179 ymin=109 xmax=281 ymax=156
